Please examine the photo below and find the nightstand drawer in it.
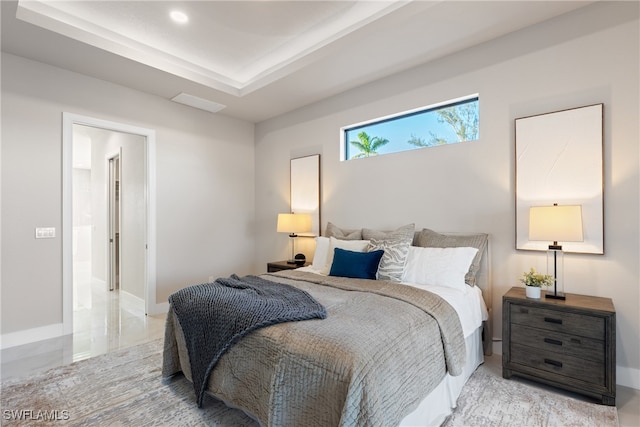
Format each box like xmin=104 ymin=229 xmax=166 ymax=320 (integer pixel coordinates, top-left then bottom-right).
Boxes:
xmin=511 ymin=342 xmax=605 ymax=386
xmin=511 ymin=324 xmax=604 ymax=363
xmin=510 ymin=304 xmax=604 ymax=340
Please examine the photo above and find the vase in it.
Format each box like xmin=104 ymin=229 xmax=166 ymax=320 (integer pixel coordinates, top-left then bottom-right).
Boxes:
xmin=525 ymin=285 xmax=541 ymax=299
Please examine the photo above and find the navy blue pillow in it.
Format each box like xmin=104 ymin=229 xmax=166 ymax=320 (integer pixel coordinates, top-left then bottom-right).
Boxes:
xmin=329 ymin=248 xmax=384 ymax=280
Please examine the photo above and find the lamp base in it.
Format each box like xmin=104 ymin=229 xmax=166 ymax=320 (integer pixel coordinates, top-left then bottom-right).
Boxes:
xmin=287 ymin=234 xmax=298 ymax=265
xmin=546 ymin=248 xmax=566 ymax=301
xmin=545 ymin=292 xmax=566 ymax=300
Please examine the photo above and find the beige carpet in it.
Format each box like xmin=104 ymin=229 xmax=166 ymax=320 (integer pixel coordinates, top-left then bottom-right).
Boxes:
xmin=1 ymin=339 xmax=618 ymax=426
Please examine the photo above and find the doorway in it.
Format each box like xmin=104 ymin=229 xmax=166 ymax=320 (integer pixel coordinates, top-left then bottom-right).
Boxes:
xmin=62 ymin=113 xmax=158 ymax=340
xmin=70 ymin=125 xmax=147 ymax=356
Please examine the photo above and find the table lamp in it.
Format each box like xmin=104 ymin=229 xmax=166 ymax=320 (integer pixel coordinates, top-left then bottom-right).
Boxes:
xmin=277 ymin=213 xmax=312 ymax=264
xmin=529 ymin=204 xmax=583 ymax=300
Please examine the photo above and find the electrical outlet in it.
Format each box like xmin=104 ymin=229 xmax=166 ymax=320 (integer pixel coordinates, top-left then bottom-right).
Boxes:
xmin=35 ymin=227 xmax=56 ymax=239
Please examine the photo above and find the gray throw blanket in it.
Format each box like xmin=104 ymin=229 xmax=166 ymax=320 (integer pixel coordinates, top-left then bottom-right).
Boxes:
xmin=168 ymin=274 xmax=327 ymax=407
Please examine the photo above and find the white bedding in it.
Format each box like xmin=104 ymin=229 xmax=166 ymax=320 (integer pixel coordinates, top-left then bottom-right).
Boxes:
xmin=399 ymin=326 xmax=484 ymax=426
xmin=402 ymin=282 xmax=488 ymax=338
xmin=297 ymin=265 xmax=488 ymax=338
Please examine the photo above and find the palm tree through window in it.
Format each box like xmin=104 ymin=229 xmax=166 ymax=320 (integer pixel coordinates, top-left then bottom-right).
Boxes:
xmin=342 ymin=95 xmax=479 ymax=160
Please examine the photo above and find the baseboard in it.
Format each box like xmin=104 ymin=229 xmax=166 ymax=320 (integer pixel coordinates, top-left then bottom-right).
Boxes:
xmin=617 ymin=366 xmax=640 ymax=390
xmin=115 ymin=289 xmax=168 ymax=316
xmin=1 ymin=295 xmax=168 ymax=350
xmin=119 ymin=289 xmax=145 ymax=315
xmin=147 ymin=301 xmax=169 ymax=316
xmin=1 ymin=323 xmax=65 ymax=350
xmin=492 ymin=339 xmax=502 ymax=355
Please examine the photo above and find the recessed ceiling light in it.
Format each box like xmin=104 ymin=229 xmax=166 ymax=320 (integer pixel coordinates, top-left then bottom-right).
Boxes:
xmin=170 ymin=10 xmax=189 ymax=24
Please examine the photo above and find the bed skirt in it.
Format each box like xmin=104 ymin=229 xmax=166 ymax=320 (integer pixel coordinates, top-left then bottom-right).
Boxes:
xmin=399 ymin=325 xmax=484 ymax=426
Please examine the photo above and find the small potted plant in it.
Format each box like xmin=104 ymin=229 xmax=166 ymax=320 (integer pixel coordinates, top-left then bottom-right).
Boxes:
xmin=520 ymin=267 xmax=554 ymax=299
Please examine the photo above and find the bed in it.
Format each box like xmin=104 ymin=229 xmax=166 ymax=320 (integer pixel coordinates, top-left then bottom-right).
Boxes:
xmin=163 ymin=225 xmax=492 ymax=426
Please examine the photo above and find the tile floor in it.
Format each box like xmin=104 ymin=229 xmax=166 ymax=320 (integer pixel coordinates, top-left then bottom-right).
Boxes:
xmin=1 ymin=273 xmax=165 ymax=382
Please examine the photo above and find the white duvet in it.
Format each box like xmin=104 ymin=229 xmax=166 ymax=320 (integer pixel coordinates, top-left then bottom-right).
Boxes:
xmin=401 ymin=282 xmax=488 ymax=338
xmin=297 ymin=265 xmax=488 ymax=338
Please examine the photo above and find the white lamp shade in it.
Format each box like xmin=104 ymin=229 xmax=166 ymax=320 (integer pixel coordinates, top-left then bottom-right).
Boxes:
xmin=529 ymin=205 xmax=584 ymax=243
xmin=277 ymin=213 xmax=312 ymax=234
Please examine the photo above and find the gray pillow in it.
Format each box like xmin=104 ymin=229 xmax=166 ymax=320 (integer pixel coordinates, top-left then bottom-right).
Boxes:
xmin=362 ymin=223 xmax=415 ymax=242
xmin=413 ymin=228 xmax=488 ymax=287
xmin=367 ymin=237 xmax=411 ymax=282
xmin=325 ymin=222 xmax=362 ymax=240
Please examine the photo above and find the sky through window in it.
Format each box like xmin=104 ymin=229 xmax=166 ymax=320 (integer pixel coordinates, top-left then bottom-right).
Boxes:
xmin=342 ymin=96 xmax=479 ymax=160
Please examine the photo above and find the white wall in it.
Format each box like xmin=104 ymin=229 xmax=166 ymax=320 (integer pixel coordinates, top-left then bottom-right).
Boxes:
xmin=1 ymin=53 xmax=256 ymax=340
xmin=255 ymin=2 xmax=640 ymax=388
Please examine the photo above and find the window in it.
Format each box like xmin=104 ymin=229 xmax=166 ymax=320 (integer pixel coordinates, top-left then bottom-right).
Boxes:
xmin=341 ymin=95 xmax=479 ymax=160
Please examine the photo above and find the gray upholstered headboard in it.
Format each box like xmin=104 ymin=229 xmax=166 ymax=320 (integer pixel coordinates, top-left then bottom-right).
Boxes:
xmin=441 ymin=232 xmax=492 ymax=356
xmin=476 ymin=237 xmax=492 ymax=356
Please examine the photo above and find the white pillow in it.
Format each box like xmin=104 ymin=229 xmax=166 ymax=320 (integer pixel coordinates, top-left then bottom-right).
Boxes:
xmin=321 ymin=237 xmax=370 ymax=275
xmin=312 ymin=236 xmax=330 ymax=270
xmin=402 ymin=246 xmax=479 ymax=291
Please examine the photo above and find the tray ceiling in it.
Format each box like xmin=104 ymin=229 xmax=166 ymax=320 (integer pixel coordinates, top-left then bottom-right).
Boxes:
xmin=2 ymin=1 xmax=595 ymax=122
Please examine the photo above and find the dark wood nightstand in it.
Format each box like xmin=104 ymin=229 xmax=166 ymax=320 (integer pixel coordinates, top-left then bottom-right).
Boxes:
xmin=267 ymin=260 xmax=310 ymax=273
xmin=502 ymin=286 xmax=616 ymax=405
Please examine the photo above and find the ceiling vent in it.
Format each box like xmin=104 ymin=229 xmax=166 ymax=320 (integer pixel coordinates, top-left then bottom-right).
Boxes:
xmin=171 ymin=93 xmax=226 ymax=113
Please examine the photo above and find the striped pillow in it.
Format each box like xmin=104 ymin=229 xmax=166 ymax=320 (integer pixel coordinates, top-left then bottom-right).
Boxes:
xmin=362 ymin=224 xmax=415 ymax=282
xmin=367 ymin=237 xmax=411 ymax=282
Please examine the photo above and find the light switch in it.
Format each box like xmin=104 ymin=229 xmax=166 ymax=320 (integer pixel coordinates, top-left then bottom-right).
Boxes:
xmin=35 ymin=227 xmax=56 ymax=239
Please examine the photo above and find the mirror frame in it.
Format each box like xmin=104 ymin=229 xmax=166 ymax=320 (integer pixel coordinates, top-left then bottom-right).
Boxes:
xmin=290 ymin=154 xmax=321 ymax=237
xmin=515 ymin=104 xmax=604 ymax=254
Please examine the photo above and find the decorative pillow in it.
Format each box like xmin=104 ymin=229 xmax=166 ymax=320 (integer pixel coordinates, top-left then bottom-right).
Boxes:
xmin=361 ymin=224 xmax=414 ymax=282
xmin=362 ymin=223 xmax=415 ymax=242
xmin=325 ymin=222 xmax=363 ymax=240
xmin=329 ymin=248 xmax=384 ymax=280
xmin=401 ymin=246 xmax=479 ymax=291
xmin=367 ymin=238 xmax=411 ymax=282
xmin=413 ymin=228 xmax=488 ymax=287
xmin=321 ymin=237 xmax=371 ymax=275
xmin=312 ymin=236 xmax=331 ymax=270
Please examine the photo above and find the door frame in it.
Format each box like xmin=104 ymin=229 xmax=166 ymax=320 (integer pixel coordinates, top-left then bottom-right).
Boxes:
xmin=62 ymin=113 xmax=159 ymax=335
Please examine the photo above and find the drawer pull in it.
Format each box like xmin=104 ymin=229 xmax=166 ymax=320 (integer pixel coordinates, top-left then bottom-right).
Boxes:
xmin=544 ymin=359 xmax=563 ymax=368
xmin=544 ymin=338 xmax=563 ymax=346
xmin=544 ymin=317 xmax=563 ymax=325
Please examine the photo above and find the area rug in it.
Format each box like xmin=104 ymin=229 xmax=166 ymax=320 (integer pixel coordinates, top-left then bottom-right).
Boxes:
xmin=1 ymin=339 xmax=618 ymax=426
xmin=442 ymin=362 xmax=619 ymax=427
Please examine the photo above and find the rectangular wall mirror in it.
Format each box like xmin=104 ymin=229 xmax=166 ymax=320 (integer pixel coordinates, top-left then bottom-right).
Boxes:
xmin=291 ymin=154 xmax=320 ymax=237
xmin=515 ymin=104 xmax=603 ymax=254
